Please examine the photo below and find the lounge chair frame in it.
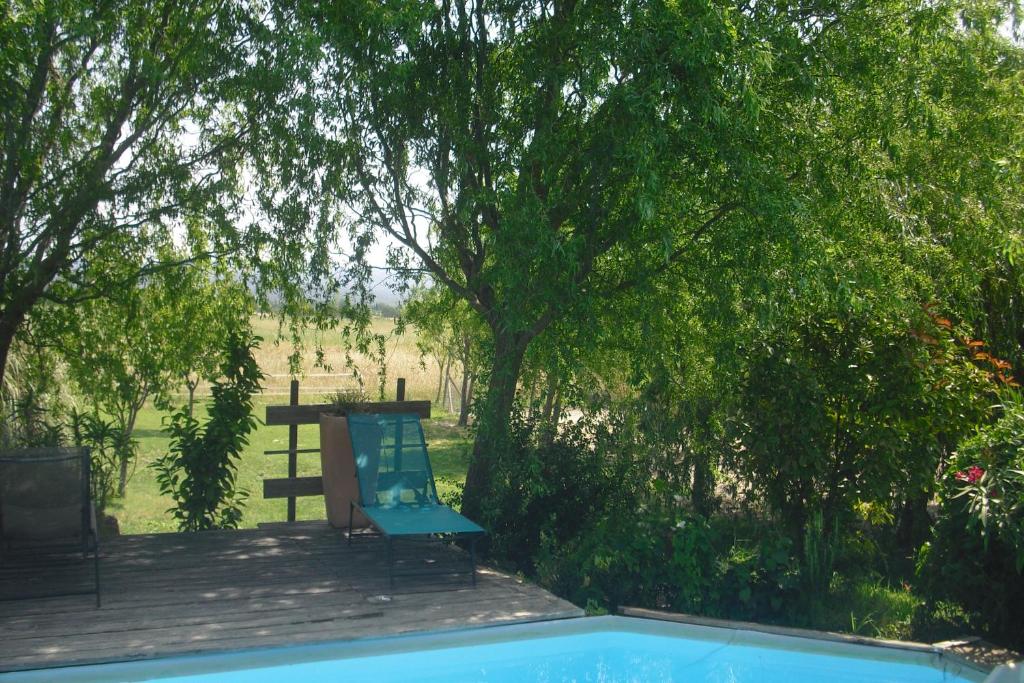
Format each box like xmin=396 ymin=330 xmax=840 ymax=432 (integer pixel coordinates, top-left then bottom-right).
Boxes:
xmin=349 ymin=503 xmax=481 ymax=589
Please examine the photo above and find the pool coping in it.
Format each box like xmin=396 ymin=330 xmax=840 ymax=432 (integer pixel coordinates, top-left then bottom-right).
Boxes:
xmin=620 ymin=606 xmax=995 ymax=677
xmin=0 ymin=612 xmax=992 ymax=682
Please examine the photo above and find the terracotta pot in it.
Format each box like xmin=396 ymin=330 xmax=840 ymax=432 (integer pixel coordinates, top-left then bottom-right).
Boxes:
xmin=319 ymin=413 xmax=370 ymax=529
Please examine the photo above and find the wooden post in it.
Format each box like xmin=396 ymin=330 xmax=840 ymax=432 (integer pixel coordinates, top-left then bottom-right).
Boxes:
xmin=288 ymin=379 xmax=299 ymax=522
xmin=396 ymin=377 xmax=406 ymax=402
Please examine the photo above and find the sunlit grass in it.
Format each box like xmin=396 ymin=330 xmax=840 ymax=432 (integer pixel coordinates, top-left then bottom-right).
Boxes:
xmin=112 ymin=400 xmax=471 ymax=535
xmin=816 ymin=578 xmax=923 ymax=641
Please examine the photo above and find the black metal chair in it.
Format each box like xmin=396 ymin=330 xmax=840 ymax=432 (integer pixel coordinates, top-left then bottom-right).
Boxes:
xmin=0 ymin=447 xmax=101 ymax=606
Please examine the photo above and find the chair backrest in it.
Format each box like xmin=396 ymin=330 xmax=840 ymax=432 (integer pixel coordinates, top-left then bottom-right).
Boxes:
xmin=0 ymin=447 xmax=90 ymax=543
xmin=347 ymin=413 xmax=439 ymax=508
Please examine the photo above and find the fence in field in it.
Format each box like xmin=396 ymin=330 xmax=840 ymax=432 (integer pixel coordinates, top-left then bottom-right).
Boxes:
xmin=261 ymin=377 xmax=430 ymax=522
xmin=173 ymin=371 xmax=465 ymax=413
xmin=257 ymin=372 xmax=358 ymax=397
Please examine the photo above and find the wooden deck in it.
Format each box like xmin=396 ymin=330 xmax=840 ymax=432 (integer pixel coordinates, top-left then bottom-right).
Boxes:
xmin=0 ymin=523 xmax=582 ymax=673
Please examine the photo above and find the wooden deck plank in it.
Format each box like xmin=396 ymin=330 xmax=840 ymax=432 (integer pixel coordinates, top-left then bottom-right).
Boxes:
xmin=0 ymin=523 xmax=582 ymax=672
xmin=2 ymin=583 xmax=559 ymax=651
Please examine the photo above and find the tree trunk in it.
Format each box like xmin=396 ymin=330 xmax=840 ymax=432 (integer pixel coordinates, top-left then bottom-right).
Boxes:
xmin=460 ymin=332 xmax=529 ymax=523
xmin=0 ymin=334 xmax=12 ymax=396
xmin=435 ymin=352 xmax=449 ymax=403
xmin=538 ymin=386 xmax=562 ymax=448
xmin=186 ymin=377 xmax=198 ymax=418
xmin=444 ymin=355 xmax=454 ymax=406
xmin=525 ymin=374 xmax=537 ymax=418
xmin=458 ymin=362 xmax=472 ymax=427
xmin=541 ymin=372 xmax=557 ymax=421
xmin=459 ymin=373 xmax=474 ymax=427
xmin=896 ymin=490 xmax=932 ymax=554
xmin=118 ymin=449 xmax=130 ymax=497
xmin=116 ymin=390 xmax=147 ymax=497
xmin=443 ymin=367 xmax=454 ymax=412
xmin=0 ymin=310 xmax=27 ymax=393
xmin=690 ymin=401 xmax=718 ymax=516
xmin=691 ymin=449 xmax=716 ymax=517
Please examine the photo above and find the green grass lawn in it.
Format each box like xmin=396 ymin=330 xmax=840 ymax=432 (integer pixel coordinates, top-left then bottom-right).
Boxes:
xmin=110 ymin=400 xmax=472 ymax=535
xmin=106 ymin=314 xmax=469 ymax=535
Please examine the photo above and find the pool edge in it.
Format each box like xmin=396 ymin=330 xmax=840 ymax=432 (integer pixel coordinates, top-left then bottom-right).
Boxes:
xmin=619 ymin=606 xmax=994 ymax=678
xmin=2 ymin=612 xmax=995 ymax=683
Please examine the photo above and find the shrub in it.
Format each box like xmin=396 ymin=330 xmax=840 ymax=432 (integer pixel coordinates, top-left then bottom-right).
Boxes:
xmin=819 ymin=578 xmax=922 ymax=641
xmin=697 ymin=519 xmax=804 ymax=622
xmin=537 ymin=507 xmax=718 ymax=614
xmin=917 ymin=392 xmax=1024 ymax=648
xmin=436 ymin=476 xmax=464 ymax=509
xmin=729 ymin=304 xmax=991 ymax=554
xmin=948 ymin=394 xmax=1024 ymax=569
xmin=481 ymin=412 xmax=636 ymax=573
xmin=482 ymin=411 xmax=815 ymax=622
xmin=0 ymin=341 xmax=70 ymax=448
xmin=69 ymin=409 xmax=136 ymax=512
xmin=153 ymin=331 xmax=263 ymax=531
xmin=536 ymin=507 xmax=806 ymax=622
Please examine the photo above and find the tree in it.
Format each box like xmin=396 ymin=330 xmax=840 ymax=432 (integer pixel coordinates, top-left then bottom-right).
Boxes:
xmin=54 ymin=253 xmax=252 ymax=495
xmin=250 ymin=0 xmax=1022 ymax=522
xmin=152 ymin=254 xmax=254 ymax=417
xmin=0 ymin=0 xmax=257 ymax=390
xmin=278 ymin=0 xmax=796 ymax=519
xmin=63 ymin=286 xmax=161 ymax=496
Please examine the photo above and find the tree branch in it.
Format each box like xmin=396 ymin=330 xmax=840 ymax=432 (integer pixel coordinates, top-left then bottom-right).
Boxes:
xmin=606 ymin=200 xmax=746 ymax=296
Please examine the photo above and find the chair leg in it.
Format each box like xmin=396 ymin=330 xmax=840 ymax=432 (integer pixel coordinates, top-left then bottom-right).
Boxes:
xmin=94 ymin=547 xmax=101 ymax=608
xmin=470 ymin=536 xmax=477 ymax=588
xmin=348 ymin=503 xmax=354 ymax=546
xmin=387 ymin=536 xmax=394 ymax=590
xmin=92 ymin=532 xmax=101 ymax=608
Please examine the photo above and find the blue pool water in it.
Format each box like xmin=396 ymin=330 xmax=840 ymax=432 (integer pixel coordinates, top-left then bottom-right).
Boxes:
xmin=1 ymin=617 xmax=985 ymax=683
xmin=153 ymin=632 xmax=975 ymax=683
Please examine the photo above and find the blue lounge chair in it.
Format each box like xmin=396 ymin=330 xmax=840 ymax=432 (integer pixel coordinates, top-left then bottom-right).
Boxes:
xmin=346 ymin=413 xmax=484 ymax=587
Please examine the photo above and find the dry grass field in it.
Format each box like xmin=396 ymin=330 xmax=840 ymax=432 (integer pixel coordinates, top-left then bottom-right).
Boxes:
xmin=249 ymin=314 xmax=446 ymax=402
xmin=112 ymin=315 xmax=472 ymax=535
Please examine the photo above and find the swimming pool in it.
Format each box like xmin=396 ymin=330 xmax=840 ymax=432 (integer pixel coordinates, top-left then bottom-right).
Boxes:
xmin=1 ymin=615 xmax=991 ymax=682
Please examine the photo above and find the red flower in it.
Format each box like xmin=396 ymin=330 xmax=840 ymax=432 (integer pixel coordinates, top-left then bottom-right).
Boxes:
xmin=955 ymin=465 xmax=985 ymax=484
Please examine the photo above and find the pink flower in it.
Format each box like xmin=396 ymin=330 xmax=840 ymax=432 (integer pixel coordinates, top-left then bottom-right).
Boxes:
xmin=955 ymin=465 xmax=985 ymax=484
